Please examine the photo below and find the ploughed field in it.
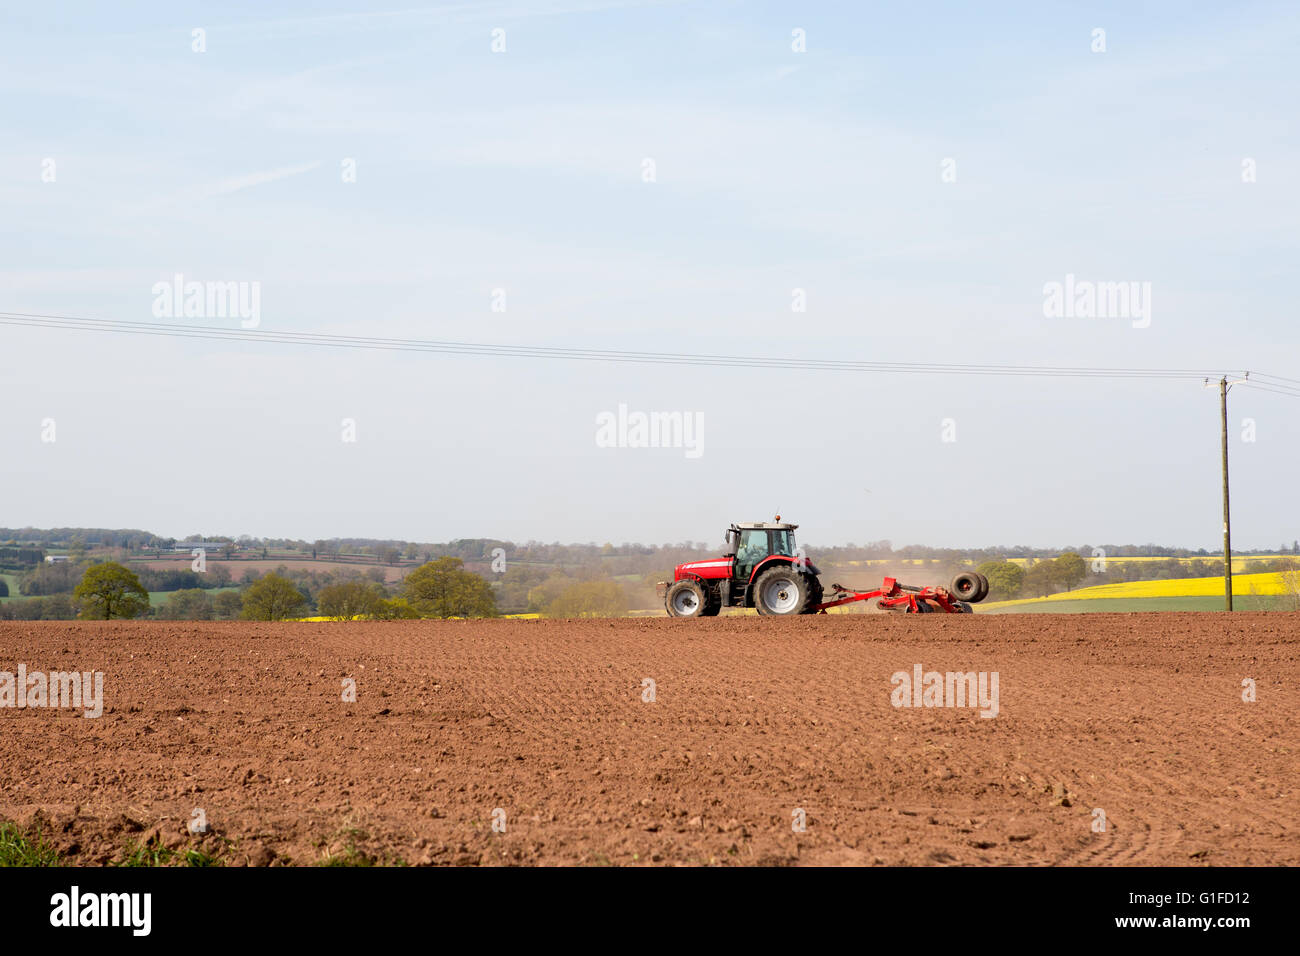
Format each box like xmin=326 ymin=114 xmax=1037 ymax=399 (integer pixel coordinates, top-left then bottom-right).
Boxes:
xmin=0 ymin=615 xmax=1295 ymax=866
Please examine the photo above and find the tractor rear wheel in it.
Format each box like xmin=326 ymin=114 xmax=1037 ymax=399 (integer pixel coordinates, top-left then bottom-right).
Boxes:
xmin=799 ymin=577 xmax=824 ymax=614
xmin=754 ymin=566 xmax=811 ymax=616
xmin=665 ymin=579 xmax=707 ymax=618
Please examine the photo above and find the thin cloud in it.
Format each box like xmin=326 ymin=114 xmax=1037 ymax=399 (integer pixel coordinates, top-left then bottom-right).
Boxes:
xmin=200 ymin=162 xmax=322 ymax=197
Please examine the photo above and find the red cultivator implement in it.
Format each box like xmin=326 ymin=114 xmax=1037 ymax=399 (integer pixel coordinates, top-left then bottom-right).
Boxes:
xmin=814 ymin=574 xmax=987 ymax=614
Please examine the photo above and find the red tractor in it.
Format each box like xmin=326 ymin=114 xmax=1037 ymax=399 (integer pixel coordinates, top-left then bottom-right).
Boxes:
xmin=659 ymin=519 xmax=988 ymax=616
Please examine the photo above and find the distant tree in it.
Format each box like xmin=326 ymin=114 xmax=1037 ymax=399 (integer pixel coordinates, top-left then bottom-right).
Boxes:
xmin=1021 ymin=561 xmax=1057 ymax=598
xmin=74 ymin=562 xmax=150 ymax=620
xmin=374 ymin=597 xmax=420 ymax=620
xmin=495 ymin=565 xmax=551 ymax=612
xmin=1053 ymin=552 xmax=1088 ymax=591
xmin=137 ymin=567 xmax=208 ymax=592
xmin=42 ymin=593 xmax=75 ymax=619
xmin=1275 ymin=558 xmax=1300 ymax=612
xmin=240 ymin=573 xmax=307 ymax=621
xmin=19 ymin=559 xmax=82 ymax=595
xmin=0 ymin=578 xmax=7 ymax=597
xmin=318 ymin=581 xmax=385 ymax=621
xmin=403 ymin=557 xmax=498 ymax=618
xmin=974 ymin=561 xmax=1024 ymax=601
xmin=526 ymin=574 xmax=576 ymax=613
xmin=544 ymin=580 xmax=628 ymax=618
xmin=161 ymin=588 xmax=214 ymax=620
xmin=0 ymin=594 xmax=76 ymax=621
xmin=212 ymin=590 xmax=243 ymax=620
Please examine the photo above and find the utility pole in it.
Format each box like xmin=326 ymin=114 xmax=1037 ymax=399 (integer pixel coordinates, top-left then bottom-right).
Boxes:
xmin=1220 ymin=377 xmax=1232 ymax=611
xmin=1208 ymin=373 xmax=1250 ymax=611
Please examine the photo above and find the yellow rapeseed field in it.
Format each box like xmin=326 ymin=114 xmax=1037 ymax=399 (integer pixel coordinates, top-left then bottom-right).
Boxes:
xmin=983 ymin=571 xmax=1294 ymax=608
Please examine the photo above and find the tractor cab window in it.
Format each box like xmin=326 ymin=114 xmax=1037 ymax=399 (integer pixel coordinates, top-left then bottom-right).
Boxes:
xmin=737 ymin=529 xmax=768 ymax=561
xmin=734 ymin=529 xmax=769 ymax=578
xmin=770 ymin=529 xmax=795 ymax=556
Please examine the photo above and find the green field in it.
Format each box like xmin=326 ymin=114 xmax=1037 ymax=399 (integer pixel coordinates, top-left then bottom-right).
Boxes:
xmin=147 ymin=586 xmax=239 ymax=606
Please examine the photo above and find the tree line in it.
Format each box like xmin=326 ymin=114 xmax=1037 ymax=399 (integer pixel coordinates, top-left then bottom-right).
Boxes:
xmin=0 ymin=558 xmax=502 ymax=622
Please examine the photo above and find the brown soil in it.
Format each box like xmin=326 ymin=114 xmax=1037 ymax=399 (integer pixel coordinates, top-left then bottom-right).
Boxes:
xmin=0 ymin=615 xmax=1295 ymax=866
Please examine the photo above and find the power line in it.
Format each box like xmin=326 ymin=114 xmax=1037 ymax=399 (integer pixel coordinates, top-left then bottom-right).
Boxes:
xmin=1239 ymin=382 xmax=1300 ymax=399
xmin=1247 ymin=372 xmax=1300 ymax=389
xmin=1250 ymin=370 xmax=1300 ymax=384
xmin=0 ymin=310 xmax=1254 ymax=382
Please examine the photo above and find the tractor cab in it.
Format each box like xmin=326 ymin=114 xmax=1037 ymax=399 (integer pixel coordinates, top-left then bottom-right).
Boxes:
xmin=726 ymin=522 xmax=799 ymax=581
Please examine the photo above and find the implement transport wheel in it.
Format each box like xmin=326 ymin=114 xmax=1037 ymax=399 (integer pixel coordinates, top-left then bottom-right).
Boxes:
xmin=973 ymin=573 xmax=989 ymax=602
xmin=665 ymin=579 xmax=707 ymax=618
xmin=754 ymin=566 xmax=811 ymax=616
xmin=949 ymin=572 xmax=982 ymax=601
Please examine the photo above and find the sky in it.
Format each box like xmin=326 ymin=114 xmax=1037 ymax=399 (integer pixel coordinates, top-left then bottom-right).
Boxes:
xmin=1 ymin=0 xmax=1298 ymax=551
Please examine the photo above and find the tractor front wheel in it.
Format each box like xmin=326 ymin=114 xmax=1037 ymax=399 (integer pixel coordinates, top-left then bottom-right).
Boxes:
xmin=665 ymin=579 xmax=707 ymax=618
xmin=754 ymin=566 xmax=812 ymax=616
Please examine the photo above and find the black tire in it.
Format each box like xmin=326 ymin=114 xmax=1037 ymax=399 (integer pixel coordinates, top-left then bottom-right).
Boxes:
xmin=949 ymin=572 xmax=981 ymax=601
xmin=958 ymin=601 xmax=973 ymax=613
xmin=972 ymin=573 xmax=990 ymax=602
xmin=913 ymin=599 xmax=931 ymax=613
xmin=665 ymin=579 xmax=707 ymax=618
xmin=701 ymin=585 xmax=722 ymax=617
xmin=799 ymin=577 xmax=824 ymax=614
xmin=753 ymin=565 xmax=811 ymax=616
